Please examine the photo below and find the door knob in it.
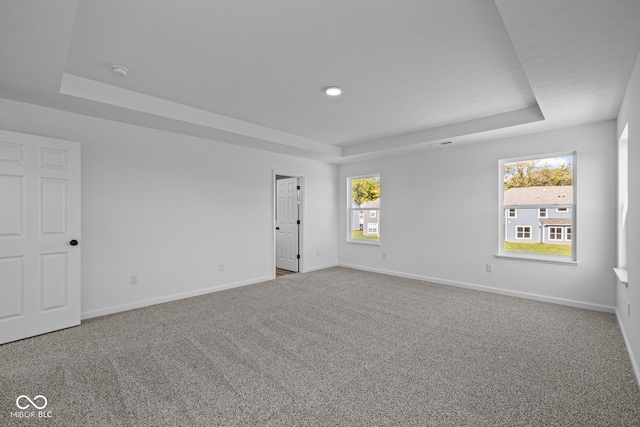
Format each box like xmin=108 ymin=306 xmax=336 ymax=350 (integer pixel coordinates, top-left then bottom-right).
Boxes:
xmin=275 ymin=227 xmax=280 ymax=230
xmin=69 ymin=240 xmax=79 ymax=246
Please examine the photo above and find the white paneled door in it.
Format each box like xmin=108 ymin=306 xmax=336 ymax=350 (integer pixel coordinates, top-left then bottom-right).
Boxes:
xmin=0 ymin=130 xmax=81 ymax=345
xmin=276 ymin=177 xmax=299 ymax=272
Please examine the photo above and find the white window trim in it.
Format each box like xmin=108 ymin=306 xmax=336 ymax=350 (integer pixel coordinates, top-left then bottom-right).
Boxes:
xmin=538 ymin=208 xmax=547 ymax=218
xmin=617 ymin=124 xmax=629 ymax=270
xmin=507 ymin=208 xmax=517 ymax=218
xmin=498 ymin=151 xmax=577 ymax=264
xmin=370 ymin=211 xmax=377 ymax=218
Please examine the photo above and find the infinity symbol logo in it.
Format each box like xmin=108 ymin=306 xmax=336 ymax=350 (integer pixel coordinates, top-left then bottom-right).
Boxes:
xmin=16 ymin=395 xmax=48 ymax=410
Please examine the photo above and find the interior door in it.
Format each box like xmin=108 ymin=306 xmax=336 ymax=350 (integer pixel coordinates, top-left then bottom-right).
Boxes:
xmin=0 ymin=129 xmax=81 ymax=345
xmin=276 ymin=177 xmax=299 ymax=272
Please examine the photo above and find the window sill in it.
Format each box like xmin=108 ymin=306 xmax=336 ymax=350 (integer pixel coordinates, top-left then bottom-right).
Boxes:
xmin=347 ymin=239 xmax=381 ymax=246
xmin=614 ymin=268 xmax=628 ymax=284
xmin=495 ymin=253 xmax=577 ymax=266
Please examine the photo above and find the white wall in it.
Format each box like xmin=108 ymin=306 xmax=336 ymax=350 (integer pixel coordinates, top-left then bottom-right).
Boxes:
xmin=617 ymin=49 xmax=640 ymax=384
xmin=0 ymin=99 xmax=338 ymax=318
xmin=338 ymin=121 xmax=617 ymax=312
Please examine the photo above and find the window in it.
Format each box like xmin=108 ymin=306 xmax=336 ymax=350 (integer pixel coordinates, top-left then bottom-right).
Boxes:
xmin=617 ymin=124 xmax=629 ymax=270
xmin=549 ymin=227 xmax=563 ymax=241
xmin=516 ymin=226 xmax=532 ymax=239
xmin=348 ymin=174 xmax=380 ymax=242
xmin=500 ymin=152 xmax=576 ymax=262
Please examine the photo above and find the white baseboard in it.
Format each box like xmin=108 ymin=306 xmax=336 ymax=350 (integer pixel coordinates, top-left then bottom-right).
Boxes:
xmin=338 ymin=263 xmax=615 ymax=313
xmin=616 ymin=308 xmax=640 ymax=390
xmin=81 ymin=275 xmax=273 ymax=320
xmin=81 ymin=264 xmax=339 ymax=320
xmin=303 ymin=262 xmax=338 ymax=273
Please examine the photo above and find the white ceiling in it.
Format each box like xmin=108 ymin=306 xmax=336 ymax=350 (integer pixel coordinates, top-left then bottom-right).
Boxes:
xmin=1 ymin=0 xmax=639 ymax=163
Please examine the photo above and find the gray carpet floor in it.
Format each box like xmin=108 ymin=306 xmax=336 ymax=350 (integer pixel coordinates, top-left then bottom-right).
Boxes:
xmin=1 ymin=267 xmax=639 ymax=426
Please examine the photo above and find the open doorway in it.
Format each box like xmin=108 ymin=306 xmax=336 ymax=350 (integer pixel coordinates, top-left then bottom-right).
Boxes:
xmin=274 ymin=172 xmax=303 ymax=276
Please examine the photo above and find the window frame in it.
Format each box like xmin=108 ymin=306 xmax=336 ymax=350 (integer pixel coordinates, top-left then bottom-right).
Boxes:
xmin=617 ymin=124 xmax=629 ymax=271
xmin=347 ymin=174 xmax=381 ymax=245
xmin=498 ymin=152 xmax=577 ymax=264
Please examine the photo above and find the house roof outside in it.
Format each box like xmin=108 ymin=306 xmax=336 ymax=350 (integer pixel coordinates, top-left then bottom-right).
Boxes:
xmin=504 ymin=186 xmax=573 ymax=206
xmin=540 ymin=218 xmax=572 ymax=226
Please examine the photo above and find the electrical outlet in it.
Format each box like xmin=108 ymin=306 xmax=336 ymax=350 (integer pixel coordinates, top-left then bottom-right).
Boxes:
xmin=219 ymin=264 xmax=224 ymax=272
xmin=382 ymin=253 xmax=387 ymax=259
xmin=316 ymin=250 xmax=320 ymax=256
xmin=486 ymin=264 xmax=493 ymax=273
xmin=131 ymin=275 xmax=139 ymax=285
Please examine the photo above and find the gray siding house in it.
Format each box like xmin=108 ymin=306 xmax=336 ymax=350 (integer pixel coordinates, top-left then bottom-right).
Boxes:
xmin=504 ymin=186 xmax=573 ymax=244
xmin=361 ymin=198 xmax=380 ymax=237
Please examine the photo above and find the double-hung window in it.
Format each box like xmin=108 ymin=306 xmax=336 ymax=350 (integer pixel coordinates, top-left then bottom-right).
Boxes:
xmin=499 ymin=152 xmax=576 ymax=263
xmin=348 ymin=174 xmax=380 ymax=243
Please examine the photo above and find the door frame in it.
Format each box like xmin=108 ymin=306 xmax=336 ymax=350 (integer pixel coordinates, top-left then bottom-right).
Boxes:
xmin=273 ymin=169 xmax=304 ymax=276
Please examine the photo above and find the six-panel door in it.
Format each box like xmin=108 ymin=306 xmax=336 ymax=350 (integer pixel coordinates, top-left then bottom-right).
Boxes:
xmin=0 ymin=130 xmax=81 ymax=345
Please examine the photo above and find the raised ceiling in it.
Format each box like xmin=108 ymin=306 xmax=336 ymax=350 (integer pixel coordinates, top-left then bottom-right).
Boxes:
xmin=1 ymin=0 xmax=639 ymax=163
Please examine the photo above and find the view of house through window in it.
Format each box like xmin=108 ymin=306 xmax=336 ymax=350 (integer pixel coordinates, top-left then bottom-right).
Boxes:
xmin=348 ymin=175 xmax=380 ymax=242
xmin=500 ymin=153 xmax=575 ymax=261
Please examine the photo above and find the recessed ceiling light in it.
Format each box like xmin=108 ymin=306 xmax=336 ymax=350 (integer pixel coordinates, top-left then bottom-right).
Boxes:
xmin=325 ymin=86 xmax=342 ymax=96
xmin=111 ymin=65 xmax=128 ymax=77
